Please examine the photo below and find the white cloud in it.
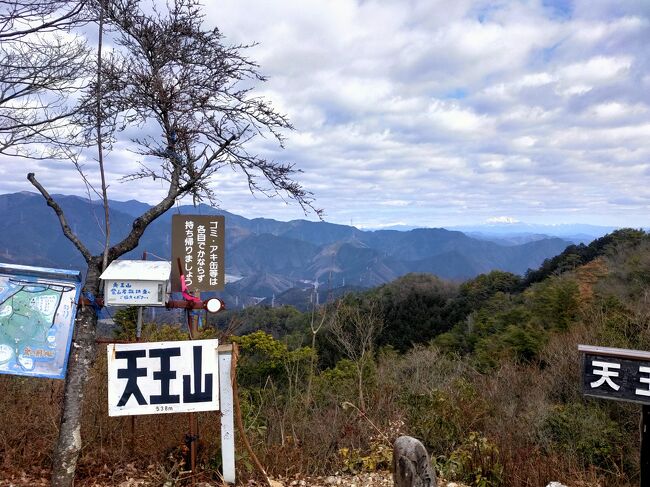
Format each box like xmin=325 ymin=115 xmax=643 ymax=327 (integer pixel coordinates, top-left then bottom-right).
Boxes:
xmin=590 ymin=101 xmax=648 ymax=119
xmin=426 ymin=100 xmax=492 ymax=133
xmin=559 ymin=55 xmax=632 ymax=84
xmin=3 ymin=0 xmax=650 ymax=228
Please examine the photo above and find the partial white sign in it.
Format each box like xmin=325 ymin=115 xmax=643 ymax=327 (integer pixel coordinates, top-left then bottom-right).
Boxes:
xmin=107 ymin=339 xmax=219 ymax=416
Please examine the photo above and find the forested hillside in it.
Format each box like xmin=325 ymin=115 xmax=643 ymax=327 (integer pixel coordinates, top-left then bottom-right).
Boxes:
xmin=1 ymin=229 xmax=648 ymax=486
xmin=0 ymin=192 xmax=571 ymax=306
xmin=209 ymin=228 xmax=650 ymax=485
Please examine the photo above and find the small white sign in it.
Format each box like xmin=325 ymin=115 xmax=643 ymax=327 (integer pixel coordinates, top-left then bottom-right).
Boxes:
xmin=107 ymin=339 xmax=219 ymax=416
xmin=105 ymin=280 xmax=164 ymax=306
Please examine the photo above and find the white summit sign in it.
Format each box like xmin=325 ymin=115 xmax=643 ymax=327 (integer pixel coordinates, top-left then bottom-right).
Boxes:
xmin=107 ymin=339 xmax=219 ymax=416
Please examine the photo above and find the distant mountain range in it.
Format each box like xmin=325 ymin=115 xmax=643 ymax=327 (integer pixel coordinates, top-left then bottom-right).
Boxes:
xmin=0 ymin=191 xmax=578 ymax=308
xmin=450 ymin=222 xmax=617 ymax=245
xmin=376 ymin=222 xmax=617 ymax=245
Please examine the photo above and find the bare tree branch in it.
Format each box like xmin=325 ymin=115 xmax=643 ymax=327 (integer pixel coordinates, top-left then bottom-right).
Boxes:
xmin=26 ymin=172 xmax=93 ymax=263
xmin=15 ymin=3 xmax=322 ymax=483
xmin=0 ymin=1 xmax=91 ymax=158
xmin=95 ymin=0 xmax=110 ymax=271
xmin=328 ymin=298 xmax=385 ymax=411
xmin=81 ymin=0 xmax=321 ymax=218
xmin=0 ymin=0 xmax=87 ymax=39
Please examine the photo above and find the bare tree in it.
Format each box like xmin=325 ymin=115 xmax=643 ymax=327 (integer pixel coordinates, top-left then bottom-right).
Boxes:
xmin=21 ymin=0 xmax=320 ymax=485
xmin=328 ymin=298 xmax=385 ymax=412
xmin=0 ymin=0 xmax=90 ymax=157
xmin=80 ymin=0 xmax=318 ymax=209
xmin=306 ymin=299 xmax=328 ymax=403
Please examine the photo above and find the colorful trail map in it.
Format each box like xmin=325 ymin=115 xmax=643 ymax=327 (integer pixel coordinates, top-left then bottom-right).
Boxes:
xmin=0 ymin=264 xmax=81 ymax=379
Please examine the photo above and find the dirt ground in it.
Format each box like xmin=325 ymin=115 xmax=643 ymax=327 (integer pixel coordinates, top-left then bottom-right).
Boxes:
xmin=0 ymin=469 xmax=469 ymax=487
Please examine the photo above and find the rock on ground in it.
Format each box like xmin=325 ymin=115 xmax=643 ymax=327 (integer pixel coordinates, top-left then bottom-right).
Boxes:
xmin=393 ymin=436 xmax=437 ymax=487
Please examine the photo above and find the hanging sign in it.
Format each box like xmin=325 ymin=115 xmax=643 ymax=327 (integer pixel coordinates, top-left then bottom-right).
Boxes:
xmin=105 ymin=280 xmax=163 ymax=305
xmin=0 ymin=263 xmax=81 ymax=379
xmin=100 ymin=260 xmax=171 ymax=306
xmin=107 ymin=339 xmax=219 ymax=416
xmin=171 ymin=214 xmax=225 ymax=292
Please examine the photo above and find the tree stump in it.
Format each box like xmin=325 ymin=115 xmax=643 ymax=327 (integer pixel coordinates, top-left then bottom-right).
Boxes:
xmin=393 ymin=436 xmax=437 ymax=487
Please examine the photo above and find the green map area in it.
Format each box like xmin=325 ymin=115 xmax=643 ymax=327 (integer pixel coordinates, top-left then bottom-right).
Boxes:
xmin=0 ymin=279 xmax=73 ymax=374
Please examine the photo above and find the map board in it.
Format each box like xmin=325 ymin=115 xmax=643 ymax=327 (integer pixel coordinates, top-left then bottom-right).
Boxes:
xmin=0 ymin=263 xmax=81 ymax=379
xmin=171 ymin=214 xmax=225 ymax=292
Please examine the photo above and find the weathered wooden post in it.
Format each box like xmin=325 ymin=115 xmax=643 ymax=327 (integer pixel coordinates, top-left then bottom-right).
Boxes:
xmin=393 ymin=436 xmax=437 ymax=487
xmin=170 ymin=214 xmax=226 ymax=483
xmin=642 ymin=405 xmax=650 ymax=487
xmin=218 ymin=344 xmax=236 ymax=484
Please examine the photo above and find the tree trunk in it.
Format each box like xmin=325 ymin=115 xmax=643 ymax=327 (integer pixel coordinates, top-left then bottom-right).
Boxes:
xmin=51 ymin=260 xmax=102 ymax=487
xmin=306 ymin=330 xmax=317 ymax=402
xmin=357 ymin=363 xmax=365 ymax=412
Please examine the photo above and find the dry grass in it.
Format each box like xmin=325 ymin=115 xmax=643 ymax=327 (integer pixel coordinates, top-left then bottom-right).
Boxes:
xmin=0 ymin=344 xmax=225 ymax=484
xmin=0 ymin=327 xmax=640 ymax=486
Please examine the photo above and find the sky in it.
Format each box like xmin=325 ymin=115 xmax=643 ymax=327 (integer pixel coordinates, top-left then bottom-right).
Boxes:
xmin=4 ymin=0 xmax=650 ymax=229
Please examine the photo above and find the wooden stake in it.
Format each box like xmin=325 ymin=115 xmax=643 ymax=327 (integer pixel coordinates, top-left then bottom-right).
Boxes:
xmin=642 ymin=405 xmax=650 ymax=487
xmin=231 ymin=343 xmax=273 ymax=487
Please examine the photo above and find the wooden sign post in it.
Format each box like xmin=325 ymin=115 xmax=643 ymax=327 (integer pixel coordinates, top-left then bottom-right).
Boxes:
xmin=106 ymin=339 xmax=236 ymax=483
xmin=579 ymin=344 xmax=650 ymax=486
xmin=170 ymin=214 xmax=229 ymax=482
